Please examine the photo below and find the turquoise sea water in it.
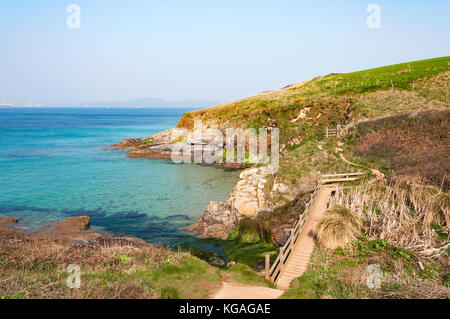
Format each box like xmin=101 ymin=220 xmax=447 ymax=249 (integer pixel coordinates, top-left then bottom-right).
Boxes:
xmin=0 ymin=108 xmax=240 ymax=244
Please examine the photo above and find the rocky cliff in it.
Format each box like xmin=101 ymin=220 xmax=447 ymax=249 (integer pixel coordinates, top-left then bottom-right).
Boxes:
xmin=185 ymin=166 xmax=274 ymax=239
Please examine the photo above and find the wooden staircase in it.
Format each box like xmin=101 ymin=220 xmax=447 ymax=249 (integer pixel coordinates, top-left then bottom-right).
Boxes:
xmin=275 ymin=186 xmax=334 ymax=290
xmin=267 ymin=173 xmax=365 ymax=290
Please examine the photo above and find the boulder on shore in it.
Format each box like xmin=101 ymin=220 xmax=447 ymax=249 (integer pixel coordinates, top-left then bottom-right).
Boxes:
xmin=185 ymin=201 xmax=238 ymax=239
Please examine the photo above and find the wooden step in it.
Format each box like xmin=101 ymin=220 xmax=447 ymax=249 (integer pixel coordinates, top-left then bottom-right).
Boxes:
xmin=290 ymin=253 xmax=311 ymax=259
xmin=292 ymin=251 xmax=314 ymax=256
xmin=283 ymin=269 xmax=307 ymax=276
xmin=285 ymin=266 xmax=308 ymax=272
xmin=285 ymin=264 xmax=308 ymax=270
xmin=286 ymin=263 xmax=308 ymax=267
xmin=286 ymin=261 xmax=308 ymax=267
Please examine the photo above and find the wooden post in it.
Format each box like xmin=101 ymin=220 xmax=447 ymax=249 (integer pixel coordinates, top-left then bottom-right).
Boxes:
xmin=265 ymin=253 xmax=271 ymax=280
xmin=326 ymin=127 xmax=329 ymax=138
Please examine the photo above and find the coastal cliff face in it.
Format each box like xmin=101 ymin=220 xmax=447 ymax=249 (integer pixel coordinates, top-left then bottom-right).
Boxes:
xmin=185 ymin=166 xmax=274 ymax=239
xmin=185 ymin=165 xmax=319 ymax=244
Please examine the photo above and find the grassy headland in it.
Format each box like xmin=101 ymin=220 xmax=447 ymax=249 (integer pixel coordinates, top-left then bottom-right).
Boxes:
xmin=1 ymin=56 xmax=448 ymax=299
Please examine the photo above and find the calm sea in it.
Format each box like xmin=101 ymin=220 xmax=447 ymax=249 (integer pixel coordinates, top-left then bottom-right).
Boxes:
xmin=0 ymin=107 xmax=240 ymax=244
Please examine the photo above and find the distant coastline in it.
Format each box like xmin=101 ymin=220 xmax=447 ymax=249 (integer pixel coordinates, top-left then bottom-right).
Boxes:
xmin=1 ymin=97 xmax=224 ymax=109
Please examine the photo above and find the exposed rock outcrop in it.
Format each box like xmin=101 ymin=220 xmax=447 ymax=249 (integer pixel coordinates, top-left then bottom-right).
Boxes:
xmin=110 ymin=121 xmax=273 ymax=169
xmin=0 ymin=216 xmax=149 ymax=246
xmin=112 ymin=129 xmax=181 ymax=160
xmin=111 ymin=138 xmax=144 ymax=148
xmin=40 ymin=216 xmax=90 ymax=232
xmin=185 ymin=201 xmax=238 ymax=239
xmin=185 ymin=166 xmax=276 ymax=239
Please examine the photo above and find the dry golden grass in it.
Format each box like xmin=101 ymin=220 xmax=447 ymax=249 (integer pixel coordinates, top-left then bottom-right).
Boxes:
xmin=0 ymin=234 xmax=183 ymax=299
xmin=330 ymin=177 xmax=450 ymax=257
xmin=415 ymin=70 xmax=450 ymax=103
xmin=314 ymin=205 xmax=361 ymax=249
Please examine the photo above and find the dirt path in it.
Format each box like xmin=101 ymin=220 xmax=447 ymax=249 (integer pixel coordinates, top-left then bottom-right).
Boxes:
xmin=336 ymin=144 xmax=385 ymax=181
xmin=212 ymin=282 xmax=284 ymax=299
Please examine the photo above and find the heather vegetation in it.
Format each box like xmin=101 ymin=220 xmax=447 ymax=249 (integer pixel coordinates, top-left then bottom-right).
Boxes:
xmin=350 ymin=109 xmax=449 ymax=189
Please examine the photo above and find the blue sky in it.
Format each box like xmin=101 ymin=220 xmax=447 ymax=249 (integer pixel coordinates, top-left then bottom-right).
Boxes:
xmin=0 ymin=0 xmax=449 ymax=106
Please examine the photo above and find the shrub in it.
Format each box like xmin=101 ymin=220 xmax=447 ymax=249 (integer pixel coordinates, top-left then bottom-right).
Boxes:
xmin=293 ymin=97 xmax=304 ymax=105
xmin=314 ymin=205 xmax=361 ymax=249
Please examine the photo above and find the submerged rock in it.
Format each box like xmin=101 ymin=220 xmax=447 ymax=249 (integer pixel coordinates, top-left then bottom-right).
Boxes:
xmin=0 ymin=217 xmax=19 ymax=234
xmin=39 ymin=216 xmax=102 ymax=241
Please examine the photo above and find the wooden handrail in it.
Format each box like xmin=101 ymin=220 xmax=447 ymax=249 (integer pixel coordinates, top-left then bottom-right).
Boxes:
xmin=321 ymin=173 xmax=365 ymax=178
xmin=269 ymin=182 xmax=320 ymax=283
xmin=268 ymin=171 xmax=366 ymax=284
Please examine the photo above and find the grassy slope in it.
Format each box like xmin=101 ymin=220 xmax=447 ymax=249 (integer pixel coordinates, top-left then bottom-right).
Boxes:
xmin=177 ymin=57 xmax=449 ymax=193
xmin=178 ymin=56 xmax=449 ymax=133
xmin=0 ymin=236 xmax=272 ymax=299
xmin=282 ymin=240 xmax=450 ymax=299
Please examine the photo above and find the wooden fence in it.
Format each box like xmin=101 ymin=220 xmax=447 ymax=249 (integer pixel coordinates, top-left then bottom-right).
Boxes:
xmin=325 ymin=120 xmax=355 ymax=138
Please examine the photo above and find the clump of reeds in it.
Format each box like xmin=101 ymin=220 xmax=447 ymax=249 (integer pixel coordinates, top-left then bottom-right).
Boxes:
xmin=314 ymin=205 xmax=361 ymax=249
xmin=329 ymin=176 xmax=449 ymax=257
xmin=431 ymin=192 xmax=450 ymax=226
